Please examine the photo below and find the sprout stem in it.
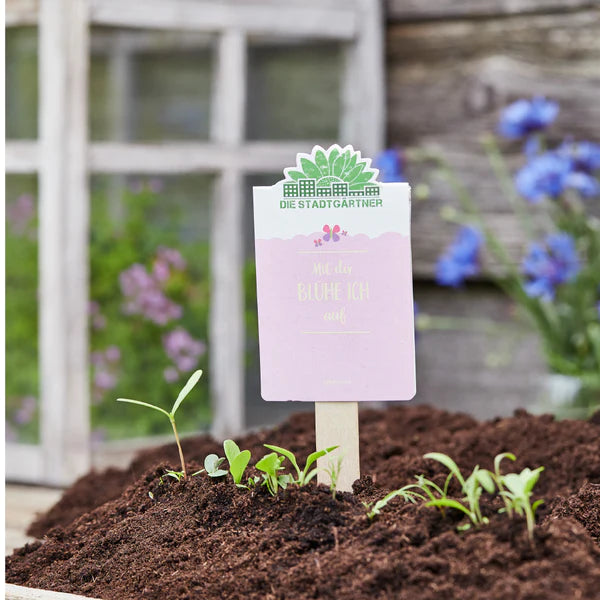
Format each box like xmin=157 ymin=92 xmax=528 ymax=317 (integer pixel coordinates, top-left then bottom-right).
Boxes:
xmin=170 ymin=417 xmax=187 ymax=479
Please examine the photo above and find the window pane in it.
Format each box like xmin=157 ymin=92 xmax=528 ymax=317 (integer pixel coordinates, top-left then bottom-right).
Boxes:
xmin=6 ymin=27 xmax=38 ymax=139
xmin=243 ymin=174 xmax=313 ymax=428
xmin=89 ymin=174 xmax=213 ymax=441
xmin=6 ymin=175 xmax=39 ymax=443
xmin=246 ymin=43 xmax=342 ymax=141
xmin=90 ymin=29 xmax=213 ymax=141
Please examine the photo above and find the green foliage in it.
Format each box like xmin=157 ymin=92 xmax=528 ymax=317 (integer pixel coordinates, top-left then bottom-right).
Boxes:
xmin=203 ymin=454 xmax=228 ymax=478
xmin=255 ymin=452 xmax=293 ymax=496
xmin=424 ymin=452 xmax=493 ymax=530
xmin=324 ymin=455 xmax=344 ymax=500
xmin=223 ymin=440 xmax=252 ymax=486
xmin=365 ymin=485 xmax=425 ymax=520
xmin=263 ymin=444 xmax=339 ymax=486
xmin=498 ymin=467 xmax=545 ymax=542
xmin=117 ymin=369 xmax=203 ymax=478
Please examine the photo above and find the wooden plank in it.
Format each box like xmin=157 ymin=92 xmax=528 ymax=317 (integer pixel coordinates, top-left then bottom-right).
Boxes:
xmin=5 ymin=444 xmax=44 ymax=483
xmin=387 ymin=0 xmax=598 ymax=21
xmin=209 ymin=29 xmax=247 ymax=438
xmin=88 ymin=141 xmax=332 ymax=173
xmin=89 ymin=0 xmax=357 ymax=39
xmin=386 ymin=10 xmax=600 ymax=277
xmin=5 ymin=141 xmax=38 ymax=173
xmin=5 ymin=484 xmax=62 ymax=554
xmin=315 ymin=402 xmax=360 ymax=492
xmin=5 ymin=0 xmax=38 ymax=26
xmin=6 ymin=584 xmax=101 ymax=600
xmin=341 ymin=0 xmax=386 ymax=157
xmin=38 ymin=0 xmax=91 ymax=486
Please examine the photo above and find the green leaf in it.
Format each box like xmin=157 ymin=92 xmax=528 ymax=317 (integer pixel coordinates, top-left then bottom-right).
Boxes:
xmin=333 ymin=152 xmax=347 ymax=177
xmin=208 ymin=469 xmax=228 ymax=478
xmin=300 ymin=158 xmax=322 ymax=180
xmin=532 ymin=499 xmax=545 ymax=514
xmin=204 ymin=454 xmax=225 ymax=474
xmin=256 ymin=452 xmax=280 ymax=477
xmin=230 ymin=450 xmax=251 ymax=485
xmin=287 ymin=170 xmax=307 ymax=181
xmin=346 ymin=163 xmax=366 ymax=184
xmin=171 ymin=369 xmax=203 ymax=416
xmin=494 ymin=452 xmax=516 ymax=477
xmin=304 ymin=445 xmax=339 ymax=474
xmin=264 ymin=444 xmax=300 ymax=479
xmin=328 ymin=148 xmax=340 ymax=173
xmin=224 ymin=439 xmax=241 ymax=465
xmin=476 ymin=469 xmax=496 ymax=494
xmin=116 ymin=398 xmax=170 ymax=419
xmin=315 ymin=149 xmax=329 ymax=176
xmin=342 ymin=153 xmax=357 ymax=178
xmin=424 ymin=453 xmax=466 ymax=487
xmin=349 ymin=170 xmax=376 ymax=186
xmin=426 ymin=498 xmax=473 ymax=519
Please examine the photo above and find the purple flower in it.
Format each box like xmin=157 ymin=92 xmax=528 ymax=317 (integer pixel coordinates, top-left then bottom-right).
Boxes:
xmin=163 ymin=327 xmax=206 ymax=374
xmin=105 ymin=345 xmax=121 ymax=363
xmin=94 ymin=370 xmax=117 ymax=391
xmin=373 ymin=149 xmax=405 ymax=183
xmin=522 ymin=233 xmax=580 ymax=301
xmin=156 ymin=247 xmax=186 ymax=271
xmin=119 ymin=263 xmax=182 ymax=325
xmin=498 ymin=97 xmax=559 ymax=139
xmin=515 ymin=152 xmax=572 ymax=203
xmin=436 ymin=226 xmax=483 ymax=287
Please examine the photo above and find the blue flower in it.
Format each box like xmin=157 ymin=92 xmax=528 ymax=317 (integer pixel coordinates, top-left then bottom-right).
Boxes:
xmin=564 ymin=172 xmax=600 ymax=198
xmin=522 ymin=233 xmax=580 ymax=301
xmin=373 ymin=149 xmax=404 ymax=183
xmin=515 ymin=152 xmax=572 ymax=202
xmin=559 ymin=141 xmax=600 ymax=173
xmin=498 ymin=97 xmax=559 ymax=139
xmin=436 ymin=226 xmax=483 ymax=287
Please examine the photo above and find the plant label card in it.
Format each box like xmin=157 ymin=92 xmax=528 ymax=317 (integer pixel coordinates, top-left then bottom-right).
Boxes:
xmin=253 ymin=144 xmax=416 ymax=403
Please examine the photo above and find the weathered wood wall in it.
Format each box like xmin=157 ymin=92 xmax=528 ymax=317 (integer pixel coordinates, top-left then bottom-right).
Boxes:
xmin=383 ymin=2 xmax=600 ymax=416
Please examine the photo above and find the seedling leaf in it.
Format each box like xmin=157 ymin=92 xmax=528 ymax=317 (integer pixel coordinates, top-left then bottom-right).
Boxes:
xmin=264 ymin=444 xmax=300 ymax=479
xmin=230 ymin=450 xmax=251 ymax=485
xmin=116 ymin=398 xmax=170 ymax=418
xmin=171 ymin=369 xmax=203 ymax=416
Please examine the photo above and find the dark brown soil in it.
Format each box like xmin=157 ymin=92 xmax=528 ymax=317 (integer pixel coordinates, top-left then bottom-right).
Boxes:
xmin=7 ymin=405 xmax=600 ymax=599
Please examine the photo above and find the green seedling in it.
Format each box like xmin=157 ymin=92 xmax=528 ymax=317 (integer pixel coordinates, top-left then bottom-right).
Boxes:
xmin=365 ymin=484 xmax=426 ymax=520
xmin=424 ymin=452 xmax=494 ymax=530
xmin=498 ymin=467 xmax=545 ymax=542
xmin=202 ymin=454 xmax=228 ymax=478
xmin=324 ymin=455 xmax=344 ymax=500
xmin=117 ymin=369 xmax=202 ymax=479
xmin=489 ymin=452 xmax=517 ymax=516
xmin=263 ymin=444 xmax=339 ymax=486
xmin=223 ymin=439 xmax=252 ymax=487
xmin=255 ymin=452 xmax=293 ymax=496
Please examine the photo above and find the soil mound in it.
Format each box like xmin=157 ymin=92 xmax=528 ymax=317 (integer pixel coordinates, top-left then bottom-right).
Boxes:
xmin=8 ymin=405 xmax=600 ymax=599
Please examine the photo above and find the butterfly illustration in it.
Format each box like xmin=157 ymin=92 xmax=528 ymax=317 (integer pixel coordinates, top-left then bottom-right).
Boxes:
xmin=313 ymin=239 xmax=322 ymax=247
xmin=323 ymin=224 xmax=341 ymax=242
xmin=342 ymin=230 xmax=348 ymax=236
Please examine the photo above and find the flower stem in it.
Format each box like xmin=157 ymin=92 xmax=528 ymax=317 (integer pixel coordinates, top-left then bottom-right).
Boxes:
xmin=170 ymin=417 xmax=187 ymax=479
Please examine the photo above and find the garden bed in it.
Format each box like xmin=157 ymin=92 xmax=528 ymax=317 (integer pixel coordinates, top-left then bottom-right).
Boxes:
xmin=7 ymin=405 xmax=600 ymax=599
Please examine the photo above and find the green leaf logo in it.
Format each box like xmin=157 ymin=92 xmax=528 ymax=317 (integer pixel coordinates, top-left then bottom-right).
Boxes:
xmin=282 ymin=145 xmax=380 ymax=197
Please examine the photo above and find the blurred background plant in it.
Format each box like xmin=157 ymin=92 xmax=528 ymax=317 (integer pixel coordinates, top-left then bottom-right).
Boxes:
xmin=415 ymin=98 xmax=600 ymax=418
xmin=6 ymin=181 xmax=212 ymax=442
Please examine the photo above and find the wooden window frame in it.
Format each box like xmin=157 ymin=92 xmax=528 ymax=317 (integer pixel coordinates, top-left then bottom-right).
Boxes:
xmin=5 ymin=0 xmax=384 ymax=486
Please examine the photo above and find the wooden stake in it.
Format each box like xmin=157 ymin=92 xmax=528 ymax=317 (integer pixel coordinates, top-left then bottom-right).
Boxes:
xmin=315 ymin=402 xmax=360 ymax=492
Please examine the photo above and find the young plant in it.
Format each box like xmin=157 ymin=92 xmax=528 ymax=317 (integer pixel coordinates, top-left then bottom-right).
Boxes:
xmin=255 ymin=452 xmax=293 ymax=496
xmin=498 ymin=467 xmax=545 ymax=542
xmin=117 ymin=369 xmax=203 ymax=479
xmin=263 ymin=444 xmax=339 ymax=486
xmin=365 ymin=484 xmax=426 ymax=520
xmin=490 ymin=452 xmax=517 ymax=517
xmin=324 ymin=455 xmax=344 ymax=500
xmin=423 ymin=452 xmax=495 ymax=530
xmin=202 ymin=454 xmax=228 ymax=478
xmin=223 ymin=439 xmax=251 ymax=487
